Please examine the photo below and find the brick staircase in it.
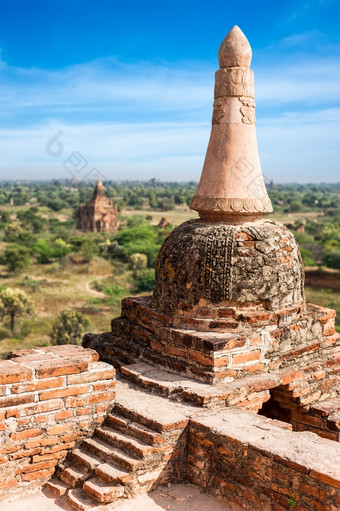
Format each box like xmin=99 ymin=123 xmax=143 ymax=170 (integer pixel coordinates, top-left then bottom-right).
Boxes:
xmin=45 ymin=380 xmax=190 ymax=510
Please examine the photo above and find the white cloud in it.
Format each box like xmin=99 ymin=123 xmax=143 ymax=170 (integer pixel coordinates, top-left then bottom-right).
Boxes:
xmin=0 ymin=48 xmax=339 ymax=182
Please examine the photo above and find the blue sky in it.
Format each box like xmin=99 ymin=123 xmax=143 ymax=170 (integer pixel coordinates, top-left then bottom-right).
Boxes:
xmin=0 ymin=0 xmax=339 ymax=182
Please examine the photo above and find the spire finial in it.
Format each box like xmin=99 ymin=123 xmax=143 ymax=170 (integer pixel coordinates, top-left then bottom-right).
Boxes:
xmin=190 ymin=26 xmax=272 ymax=220
xmin=218 ymin=25 xmax=252 ymax=69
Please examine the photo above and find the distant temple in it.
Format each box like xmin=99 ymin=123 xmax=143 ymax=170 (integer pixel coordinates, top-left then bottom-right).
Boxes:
xmin=76 ymin=176 xmax=118 ymax=232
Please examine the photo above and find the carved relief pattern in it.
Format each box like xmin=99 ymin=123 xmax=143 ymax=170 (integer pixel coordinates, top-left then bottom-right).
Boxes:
xmin=191 ymin=196 xmax=273 ymax=214
xmin=204 ymin=226 xmax=235 ymax=302
xmin=240 ymin=97 xmax=256 ymax=125
xmin=215 ymin=67 xmax=254 ymax=99
xmin=212 ymin=99 xmax=225 ymax=124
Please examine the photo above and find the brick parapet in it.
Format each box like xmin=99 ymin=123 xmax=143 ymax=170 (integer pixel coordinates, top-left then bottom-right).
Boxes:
xmin=0 ymin=345 xmax=116 ymax=501
xmin=188 ymin=409 xmax=340 ymax=510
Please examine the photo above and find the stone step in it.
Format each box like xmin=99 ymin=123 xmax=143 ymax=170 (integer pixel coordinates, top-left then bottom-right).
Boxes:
xmin=83 ymin=477 xmax=125 ymax=503
xmin=59 ymin=465 xmax=91 ymax=488
xmin=44 ymin=478 xmax=70 ymax=498
xmin=114 ymin=379 xmax=191 ymax=432
xmin=71 ymin=448 xmax=103 ymax=472
xmin=118 ymin=363 xmax=296 ymax=410
xmin=83 ymin=436 xmax=142 ymax=472
xmin=119 ymin=363 xmax=235 ymax=407
xmin=107 ymin=412 xmax=165 ymax=446
xmin=96 ymin=425 xmax=154 ymax=459
xmin=95 ymin=462 xmax=130 ymax=484
xmin=67 ymin=488 xmax=100 ymax=511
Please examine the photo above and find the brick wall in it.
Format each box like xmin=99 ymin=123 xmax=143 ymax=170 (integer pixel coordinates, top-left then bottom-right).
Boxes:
xmin=0 ymin=345 xmax=115 ymax=501
xmin=187 ymin=409 xmax=340 ymax=511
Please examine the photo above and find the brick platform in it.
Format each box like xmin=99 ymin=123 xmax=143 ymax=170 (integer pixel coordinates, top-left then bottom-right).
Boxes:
xmin=83 ymin=297 xmax=339 ymax=386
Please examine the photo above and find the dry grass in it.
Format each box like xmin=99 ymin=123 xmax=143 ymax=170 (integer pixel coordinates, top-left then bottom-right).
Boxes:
xmin=0 ymin=257 xmax=128 ymax=358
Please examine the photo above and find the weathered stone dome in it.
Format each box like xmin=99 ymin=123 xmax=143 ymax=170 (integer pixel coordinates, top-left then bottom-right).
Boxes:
xmin=152 ymin=218 xmax=305 ymax=315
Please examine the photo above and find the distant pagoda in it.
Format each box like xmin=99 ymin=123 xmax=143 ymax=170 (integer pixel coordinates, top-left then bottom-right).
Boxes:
xmin=76 ymin=176 xmax=118 ymax=233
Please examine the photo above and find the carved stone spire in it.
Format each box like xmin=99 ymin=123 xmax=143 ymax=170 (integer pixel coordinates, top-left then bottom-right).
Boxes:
xmin=190 ymin=25 xmax=272 ymax=220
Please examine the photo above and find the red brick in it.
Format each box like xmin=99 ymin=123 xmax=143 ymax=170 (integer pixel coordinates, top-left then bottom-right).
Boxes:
xmin=44 ymin=479 xmax=69 ymax=497
xmin=32 ymin=450 xmax=67 ymax=462
xmin=242 ymin=363 xmax=265 ymax=373
xmin=10 ymin=428 xmax=42 ymax=441
xmin=0 ymin=393 xmax=34 ymax=409
xmin=299 ymin=483 xmax=327 ymax=501
xmin=11 ymin=376 xmax=65 ymax=394
xmin=26 ymin=359 xmax=88 ymax=379
xmin=47 ymin=424 xmax=72 ymax=435
xmin=310 ymin=469 xmax=340 ymax=489
xmin=95 ymin=403 xmax=114 ymax=414
xmin=0 ymin=478 xmax=18 ymax=489
xmin=39 ymin=384 xmax=90 ymax=401
xmin=150 ymin=340 xmax=163 ymax=352
xmin=39 ymin=441 xmax=75 ymax=454
xmin=303 ymin=498 xmax=333 ymax=511
xmin=76 ymin=407 xmax=91 ymax=416
xmin=66 ymin=391 xmax=115 ymax=407
xmin=40 ymin=345 xmax=99 ymax=361
xmin=55 ymin=410 xmax=73 ymax=420
xmin=249 ymin=336 xmax=261 ymax=346
xmin=232 ymin=350 xmax=261 ymax=365
xmin=68 ymin=368 xmax=115 ymax=386
xmin=6 ymin=399 xmax=63 ymax=418
xmin=242 ymin=312 xmax=271 ymax=324
xmin=314 ymin=370 xmax=326 ymax=381
xmin=299 ymin=391 xmax=321 ymax=406
xmin=92 ymin=381 xmax=114 ymax=392
xmin=285 ymin=342 xmax=321 ymax=358
xmin=25 ymin=436 xmax=59 ymax=449
xmin=0 ymin=444 xmax=20 ymax=455
xmin=16 ymin=460 xmax=55 ymax=474
xmin=9 ymin=448 xmax=41 ymax=460
xmin=60 ymin=433 xmax=79 ymax=443
xmin=21 ymin=468 xmax=55 ymax=481
xmin=218 ymin=308 xmax=236 ymax=319
xmin=0 ymin=361 xmax=33 ymax=384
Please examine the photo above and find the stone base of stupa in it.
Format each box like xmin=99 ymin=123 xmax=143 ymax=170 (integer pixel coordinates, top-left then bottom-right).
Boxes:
xmin=85 ymin=294 xmax=338 ymax=378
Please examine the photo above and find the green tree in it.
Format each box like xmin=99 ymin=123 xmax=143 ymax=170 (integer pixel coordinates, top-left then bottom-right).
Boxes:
xmin=133 ymin=268 xmax=155 ymax=293
xmin=0 ymin=287 xmax=33 ymax=335
xmin=32 ymin=239 xmax=52 ymax=263
xmin=289 ymin=201 xmax=303 ymax=213
xmin=4 ymin=244 xmax=32 ymax=273
xmin=4 ymin=222 xmax=21 ymax=241
xmin=50 ymin=309 xmax=90 ymax=345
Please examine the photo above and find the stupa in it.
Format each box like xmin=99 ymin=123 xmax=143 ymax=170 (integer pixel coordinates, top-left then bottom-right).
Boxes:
xmin=85 ymin=26 xmax=331 ymax=389
xmin=76 ymin=176 xmax=118 ymax=233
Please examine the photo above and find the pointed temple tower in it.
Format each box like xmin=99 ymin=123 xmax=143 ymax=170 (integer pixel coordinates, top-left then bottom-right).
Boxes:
xmin=76 ymin=176 xmax=118 ymax=233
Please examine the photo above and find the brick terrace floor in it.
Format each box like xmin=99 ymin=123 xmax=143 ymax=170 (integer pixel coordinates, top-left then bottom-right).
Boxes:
xmin=1 ymin=484 xmax=231 ymax=511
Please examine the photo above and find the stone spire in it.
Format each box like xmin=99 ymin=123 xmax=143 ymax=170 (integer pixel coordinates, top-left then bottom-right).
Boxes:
xmin=92 ymin=175 xmax=106 ymax=199
xmin=190 ymin=25 xmax=272 ymax=220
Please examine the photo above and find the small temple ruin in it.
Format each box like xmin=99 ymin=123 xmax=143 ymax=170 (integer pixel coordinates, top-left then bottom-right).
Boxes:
xmin=76 ymin=176 xmax=118 ymax=233
xmin=0 ymin=26 xmax=339 ymax=511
